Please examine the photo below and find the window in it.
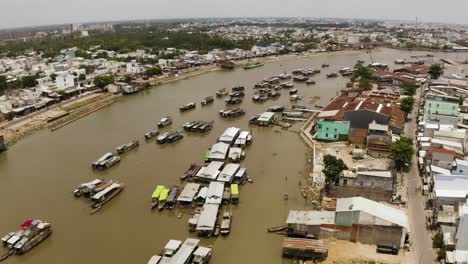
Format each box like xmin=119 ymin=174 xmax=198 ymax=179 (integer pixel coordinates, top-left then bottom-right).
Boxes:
xmin=325 ymin=133 xmax=329 ymax=137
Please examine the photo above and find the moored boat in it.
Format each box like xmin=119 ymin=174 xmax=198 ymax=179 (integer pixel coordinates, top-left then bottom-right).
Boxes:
xmin=115 ymin=140 xmax=139 ymax=154
xmin=90 ymin=182 xmax=124 ymax=214
xmin=144 ymin=130 xmax=160 ymax=140
xmin=157 ymin=117 xmax=172 ymax=128
xmin=220 ymin=211 xmax=231 ymax=235
xmin=1 ymin=220 xmax=52 ymax=259
xmin=180 ymin=102 xmax=196 ymax=112
xmin=91 ymin=152 xmax=120 ymax=170
xmin=216 ymin=88 xmax=228 ymax=97
xmin=243 ymin=61 xmax=264 ymax=70
xmin=151 ymin=185 xmax=165 ymax=210
xmin=201 ymin=96 xmax=214 ymax=106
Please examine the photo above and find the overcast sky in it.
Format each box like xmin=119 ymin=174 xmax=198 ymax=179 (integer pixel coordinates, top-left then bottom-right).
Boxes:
xmin=2 ymin=0 xmax=468 ymax=29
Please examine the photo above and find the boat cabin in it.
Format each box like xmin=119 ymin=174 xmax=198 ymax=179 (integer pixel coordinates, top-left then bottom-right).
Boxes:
xmin=196 ymin=204 xmax=220 ymax=237
xmin=195 ymin=161 xmax=224 ymax=183
xmin=218 ymin=127 xmax=240 ymax=145
xmin=162 ymin=240 xmax=182 ymax=257
xmin=231 ymin=184 xmax=239 ymax=204
xmin=257 ymin=112 xmax=275 ymax=126
xmin=192 ymin=246 xmax=212 ymax=264
xmin=233 ymin=168 xmax=247 ymax=184
xmin=91 ymin=183 xmax=122 ymax=202
xmin=206 ymin=181 xmax=224 ymax=205
xmin=217 ymin=163 xmax=240 ymax=183
xmin=177 ymin=183 xmax=200 ymax=207
xmin=194 ymin=187 xmax=208 ymax=205
xmin=207 ymin=142 xmax=230 ymax=161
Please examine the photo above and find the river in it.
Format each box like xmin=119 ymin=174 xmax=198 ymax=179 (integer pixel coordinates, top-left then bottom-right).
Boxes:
xmin=0 ymin=48 xmax=465 ymax=264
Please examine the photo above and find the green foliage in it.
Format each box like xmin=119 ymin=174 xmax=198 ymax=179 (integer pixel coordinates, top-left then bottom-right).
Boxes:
xmin=352 ymin=66 xmax=373 ymax=81
xmin=433 ymin=232 xmax=444 ymax=248
xmin=0 ymin=28 xmax=257 ymax=57
xmin=145 ymin=66 xmax=162 ymax=77
xmin=0 ymin=75 xmax=7 ymax=94
xmin=429 ymin=64 xmax=443 ymax=79
xmin=322 ymin=154 xmax=348 ymax=189
xmin=79 ymin=65 xmax=96 ymax=74
xmin=437 ymin=249 xmax=446 ymax=260
xmin=78 ymin=74 xmax=86 ymax=81
xmin=359 ymin=79 xmax=372 ymax=90
xmin=400 ymin=80 xmax=418 ymax=96
xmin=93 ymin=75 xmax=114 ymax=89
xmin=20 ymin=75 xmax=39 ymax=88
xmin=391 ymin=137 xmax=414 ymax=170
xmin=123 ymin=75 xmax=134 ymax=84
xmin=49 ymin=73 xmax=57 ymax=81
xmin=400 ymin=97 xmax=415 ymax=115
xmin=460 ymin=96 xmax=465 ymax=106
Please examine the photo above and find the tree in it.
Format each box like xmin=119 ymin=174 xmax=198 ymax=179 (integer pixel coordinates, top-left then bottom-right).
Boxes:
xmin=460 ymin=96 xmax=465 ymax=106
xmin=352 ymin=66 xmax=373 ymax=81
xmin=429 ymin=64 xmax=443 ymax=79
xmin=322 ymin=154 xmax=348 ymax=190
xmin=145 ymin=67 xmax=162 ymax=77
xmin=79 ymin=65 xmax=96 ymax=74
xmin=93 ymin=75 xmax=114 ymax=89
xmin=0 ymin=75 xmax=7 ymax=94
xmin=359 ymin=79 xmax=372 ymax=90
xmin=400 ymin=97 xmax=415 ymax=116
xmin=21 ymin=75 xmax=38 ymax=88
xmin=49 ymin=73 xmax=57 ymax=81
xmin=400 ymin=80 xmax=418 ymax=96
xmin=123 ymin=75 xmax=134 ymax=84
xmin=391 ymin=137 xmax=414 ymax=170
xmin=78 ymin=74 xmax=86 ymax=81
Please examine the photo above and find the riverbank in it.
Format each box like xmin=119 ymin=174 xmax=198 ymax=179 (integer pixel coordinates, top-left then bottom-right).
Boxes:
xmin=0 ymin=49 xmax=368 ymax=148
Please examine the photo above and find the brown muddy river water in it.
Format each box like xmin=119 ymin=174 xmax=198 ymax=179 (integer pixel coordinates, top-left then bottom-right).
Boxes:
xmin=0 ymin=48 xmax=464 ymax=263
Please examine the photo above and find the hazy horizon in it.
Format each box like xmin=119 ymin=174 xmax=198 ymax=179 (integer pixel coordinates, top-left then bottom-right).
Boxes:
xmin=2 ymin=0 xmax=468 ymax=29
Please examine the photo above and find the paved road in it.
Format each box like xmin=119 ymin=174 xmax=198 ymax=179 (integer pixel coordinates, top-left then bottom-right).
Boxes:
xmin=404 ymin=85 xmax=435 ymax=264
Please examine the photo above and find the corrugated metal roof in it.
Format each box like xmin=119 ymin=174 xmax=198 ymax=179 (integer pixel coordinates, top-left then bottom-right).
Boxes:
xmin=336 ymin=197 xmax=409 ymax=230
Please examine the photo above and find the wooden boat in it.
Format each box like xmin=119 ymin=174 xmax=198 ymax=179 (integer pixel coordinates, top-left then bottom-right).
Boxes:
xmin=306 ymin=80 xmax=316 ymax=85
xmin=90 ymin=182 xmax=124 ymax=214
xmin=214 ymin=224 xmax=220 ymax=237
xmin=289 ymin=89 xmax=298 ymax=95
xmin=180 ymin=164 xmax=202 ymax=180
xmin=243 ymin=61 xmax=264 ymax=69
xmin=179 ymin=102 xmax=196 ymax=112
xmin=151 ymin=185 xmax=165 ymax=210
xmin=116 ymin=140 xmax=139 ymax=154
xmin=144 ymin=130 xmax=159 ymax=140
xmin=201 ymin=96 xmax=214 ymax=106
xmin=216 ymin=88 xmax=228 ymax=97
xmin=231 ymin=86 xmax=245 ymax=92
xmin=157 ymin=117 xmax=172 ymax=128
xmin=267 ymin=225 xmax=287 ymax=232
xmin=327 ymin=73 xmax=338 ymax=78
xmin=220 ymin=211 xmax=231 ymax=235
xmin=165 ymin=185 xmax=180 ymax=209
xmin=158 ymin=187 xmax=170 ymax=211
xmin=321 ymin=64 xmax=330 ymax=68
xmin=225 ymin=97 xmax=242 ymax=105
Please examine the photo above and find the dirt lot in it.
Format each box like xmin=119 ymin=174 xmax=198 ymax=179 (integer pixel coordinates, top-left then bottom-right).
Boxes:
xmin=317 ymin=141 xmax=392 ymax=170
xmin=310 ymin=239 xmax=412 ymax=264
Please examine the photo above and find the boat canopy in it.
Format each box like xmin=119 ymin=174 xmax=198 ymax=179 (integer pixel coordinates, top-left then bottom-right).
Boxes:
xmin=92 ymin=183 xmax=121 ymax=200
xmin=231 ymin=184 xmax=239 ymax=195
xmin=152 ymin=185 xmax=165 ymax=199
xmin=159 ymin=188 xmax=170 ymax=201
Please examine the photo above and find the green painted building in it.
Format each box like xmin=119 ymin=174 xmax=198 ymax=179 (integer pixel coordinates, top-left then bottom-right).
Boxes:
xmin=316 ymin=120 xmax=350 ymax=141
xmin=423 ymin=94 xmax=459 ymax=121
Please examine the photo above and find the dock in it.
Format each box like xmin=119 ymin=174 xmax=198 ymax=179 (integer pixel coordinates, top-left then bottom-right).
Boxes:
xmin=282 ymin=238 xmax=329 ymax=260
xmin=50 ymin=101 xmax=114 ymax=131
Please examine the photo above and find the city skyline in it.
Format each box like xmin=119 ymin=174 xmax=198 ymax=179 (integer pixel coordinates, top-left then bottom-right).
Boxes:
xmin=2 ymin=0 xmax=468 ymax=29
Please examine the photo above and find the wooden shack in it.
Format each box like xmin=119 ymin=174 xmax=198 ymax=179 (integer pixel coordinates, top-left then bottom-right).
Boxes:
xmin=282 ymin=238 xmax=329 ymax=260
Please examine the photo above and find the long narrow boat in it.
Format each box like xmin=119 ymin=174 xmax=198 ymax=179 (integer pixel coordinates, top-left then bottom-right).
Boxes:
xmin=151 ymin=185 xmax=165 ymax=210
xmin=158 ymin=188 xmax=170 ymax=211
xmin=90 ymin=182 xmax=124 ymax=214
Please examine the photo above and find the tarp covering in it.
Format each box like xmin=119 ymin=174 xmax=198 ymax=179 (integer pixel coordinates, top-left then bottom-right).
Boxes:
xmin=20 ymin=220 xmax=33 ymax=228
xmin=152 ymin=185 xmax=165 ymax=199
xmin=230 ymin=184 xmax=239 ymax=195
xmin=159 ymin=188 xmax=170 ymax=202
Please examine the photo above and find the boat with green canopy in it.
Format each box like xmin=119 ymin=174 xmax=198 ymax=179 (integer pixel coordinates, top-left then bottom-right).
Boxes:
xmin=158 ymin=188 xmax=170 ymax=211
xmin=230 ymin=184 xmax=239 ymax=204
xmin=151 ymin=185 xmax=165 ymax=210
